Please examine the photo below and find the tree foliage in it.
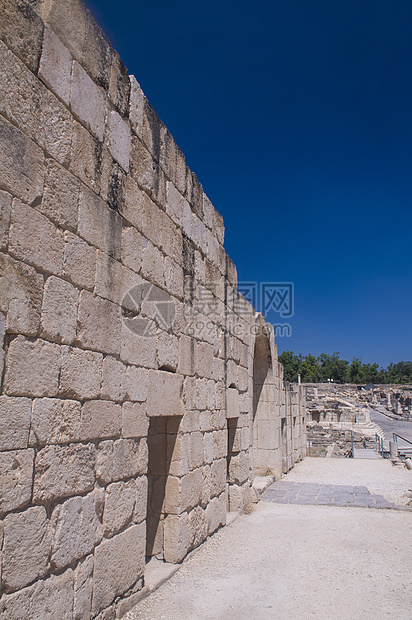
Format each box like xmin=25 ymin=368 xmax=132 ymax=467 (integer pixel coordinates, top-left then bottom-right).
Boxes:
xmin=278 ymin=351 xmax=412 ymax=384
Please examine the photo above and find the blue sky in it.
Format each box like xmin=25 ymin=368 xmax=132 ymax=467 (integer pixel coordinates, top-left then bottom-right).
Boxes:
xmin=84 ymin=0 xmax=412 ymax=367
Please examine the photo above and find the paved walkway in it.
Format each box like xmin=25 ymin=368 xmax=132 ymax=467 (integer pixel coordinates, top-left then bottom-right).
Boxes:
xmin=126 ymin=458 xmax=412 ymax=620
xmin=261 ymin=480 xmax=396 ymax=509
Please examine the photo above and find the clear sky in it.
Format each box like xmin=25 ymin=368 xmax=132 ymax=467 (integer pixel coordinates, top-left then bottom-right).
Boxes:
xmin=84 ymin=0 xmax=412 ymax=367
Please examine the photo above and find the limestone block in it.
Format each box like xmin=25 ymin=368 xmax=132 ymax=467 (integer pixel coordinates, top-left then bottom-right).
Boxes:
xmin=69 ymin=121 xmax=102 ymax=193
xmin=210 ymin=458 xmax=226 ymax=498
xmin=164 ymin=257 xmax=184 ymax=299
xmin=178 ymin=334 xmax=195 ymax=376
xmin=40 ymin=158 xmax=79 ymax=232
xmin=109 ymin=51 xmax=130 ymax=117
xmin=126 ymin=365 xmax=149 ymax=402
xmin=59 ymin=346 xmax=102 ymax=399
xmin=122 ymin=401 xmax=149 ymax=438
xmin=205 ymin=493 xmax=226 ymax=535
xmin=146 ymin=370 xmax=184 ymax=417
xmin=167 ymin=432 xmax=189 ymax=477
xmin=214 ymin=209 xmax=225 ymax=245
xmin=40 ymin=276 xmax=79 ymax=344
xmin=9 ymin=200 xmax=65 ymax=276
xmin=0 ymin=41 xmax=73 ymax=164
xmin=129 ymin=135 xmax=154 ymax=194
xmin=120 ymin=322 xmax=157 ymax=368
xmin=2 ymin=506 xmax=51 ymax=592
xmin=39 ymin=27 xmax=72 ymax=105
xmin=0 ymin=568 xmax=74 ymax=619
xmin=106 ymin=109 xmax=131 ymax=172
xmin=211 ymin=429 xmax=227 ymax=460
xmin=174 ymin=145 xmax=186 ymax=195
xmin=166 ymin=181 xmax=183 ymax=227
xmin=0 ymin=189 xmax=11 ymax=251
xmin=51 ymin=492 xmax=103 ymax=570
xmin=228 ymin=451 xmax=249 ymax=486
xmin=96 ymin=438 xmax=146 ymax=484
xmin=165 ymin=467 xmax=203 ymax=515
xmin=226 ymin=387 xmax=240 ymax=419
xmin=188 ymin=505 xmax=207 ymax=549
xmin=77 ymin=290 xmax=121 ymax=356
xmin=33 ymin=443 xmax=96 ymax=502
xmin=80 ymin=400 xmax=121 ymax=441
xmin=77 ymin=187 xmax=122 ymax=259
xmin=30 ymin=398 xmax=81 ymax=446
xmin=141 ymin=240 xmax=164 ymax=288
xmin=0 ymin=449 xmax=34 ymax=516
xmin=0 ymin=396 xmax=31 ymax=450
xmin=74 ymin=555 xmax=94 ymax=620
xmin=94 ymin=251 xmax=123 ymax=305
xmin=203 ymin=432 xmax=213 ymax=465
xmin=181 ymin=198 xmax=192 ymax=238
xmin=70 ymin=61 xmax=106 ymax=141
xmin=196 ymin=378 xmax=209 ymax=411
xmin=63 ymin=231 xmax=96 ymax=290
xmin=195 ymin=341 xmax=214 ymax=379
xmin=122 ymin=225 xmax=143 ymax=274
xmin=189 ymin=431 xmax=204 ymax=470
xmin=101 ymin=355 xmax=127 ymax=402
xmin=92 ymin=523 xmax=145 ymax=615
xmin=202 ymin=193 xmax=214 ymax=230
xmin=81 ymin=8 xmax=113 ymax=90
xmin=163 ymin=512 xmax=190 ymax=564
xmin=157 ymin=331 xmax=178 ymax=371
xmin=129 ymin=76 xmax=145 ymax=138
xmin=4 ymin=336 xmax=60 ymax=397
xmin=103 ymin=479 xmax=137 ymax=537
xmin=0 ymin=0 xmax=44 ymax=72
xmin=0 ymin=115 xmax=44 ymax=204
xmin=133 ymin=476 xmax=148 ymax=524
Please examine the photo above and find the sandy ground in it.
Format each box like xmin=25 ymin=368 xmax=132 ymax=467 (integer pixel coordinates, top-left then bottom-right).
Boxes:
xmin=284 ymin=456 xmax=412 ymax=505
xmin=126 ymin=500 xmax=412 ymax=620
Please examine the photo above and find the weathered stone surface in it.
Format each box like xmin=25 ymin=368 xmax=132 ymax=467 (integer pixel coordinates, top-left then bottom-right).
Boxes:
xmin=121 ymin=225 xmax=143 ymax=274
xmin=51 ymin=492 xmax=103 ymax=570
xmin=40 ymin=158 xmax=79 ymax=232
xmin=4 ymin=336 xmax=60 ymax=397
xmin=40 ymin=276 xmax=79 ymax=344
xmin=2 ymin=507 xmax=51 ymax=593
xmin=146 ymin=370 xmax=184 ymax=417
xmin=63 ymin=231 xmax=97 ymax=290
xmin=92 ymin=523 xmax=145 ymax=615
xmin=0 ymin=396 xmax=31 ymax=450
xmin=129 ymin=76 xmax=145 ymax=138
xmin=33 ymin=443 xmax=96 ymax=502
xmin=103 ymin=479 xmax=137 ymax=537
xmin=0 ymin=115 xmax=44 ymax=204
xmin=39 ymin=27 xmax=72 ymax=105
xmin=120 ymin=322 xmax=157 ymax=368
xmin=94 ymin=251 xmax=123 ymax=305
xmin=71 ymin=61 xmax=106 ymax=141
xmin=196 ymin=341 xmax=214 ymax=379
xmin=210 ymin=458 xmax=227 ymax=497
xmin=228 ymin=450 xmax=249 ymax=485
xmin=226 ymin=387 xmax=240 ymax=419
xmin=101 ymin=355 xmax=127 ymax=401
xmin=165 ymin=467 xmax=203 ymax=515
xmin=109 ymin=51 xmax=130 ymax=117
xmin=0 ymin=189 xmax=11 ymax=251
xmin=69 ymin=120 xmax=102 ymax=193
xmin=0 ymin=41 xmax=73 ymax=164
xmin=122 ymin=401 xmax=149 ymax=438
xmin=77 ymin=290 xmax=121 ymax=356
xmin=77 ymin=187 xmax=122 ymax=259
xmin=163 ymin=512 xmax=190 ymax=563
xmin=59 ymin=346 xmax=102 ymax=399
xmin=0 ymin=449 xmax=34 ymax=516
xmin=106 ymin=108 xmax=131 ymax=172
xmin=0 ymin=569 xmax=74 ymax=619
xmin=205 ymin=493 xmax=226 ymax=535
xmin=0 ymin=0 xmax=44 ymax=72
xmin=157 ymin=331 xmax=179 ymax=371
xmin=9 ymin=200 xmax=65 ymax=276
xmin=126 ymin=365 xmax=149 ymax=401
xmin=74 ymin=555 xmax=93 ymax=620
xmin=80 ymin=400 xmax=121 ymax=440
xmin=96 ymin=438 xmax=147 ymax=484
xmin=30 ymin=398 xmax=81 ymax=446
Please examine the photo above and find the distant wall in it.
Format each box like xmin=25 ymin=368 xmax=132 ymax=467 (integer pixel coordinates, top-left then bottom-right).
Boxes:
xmin=0 ymin=1 xmax=306 ymax=617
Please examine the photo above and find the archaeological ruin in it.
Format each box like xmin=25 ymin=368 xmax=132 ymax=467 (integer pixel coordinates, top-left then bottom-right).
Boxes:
xmin=0 ymin=0 xmax=306 ymax=617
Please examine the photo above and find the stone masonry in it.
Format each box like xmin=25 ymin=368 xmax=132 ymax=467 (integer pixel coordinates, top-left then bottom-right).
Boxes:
xmin=0 ymin=0 xmax=306 ymax=617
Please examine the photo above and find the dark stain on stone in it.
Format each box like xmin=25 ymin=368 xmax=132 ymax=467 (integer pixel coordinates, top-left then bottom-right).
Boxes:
xmin=108 ymin=163 xmax=125 ymax=214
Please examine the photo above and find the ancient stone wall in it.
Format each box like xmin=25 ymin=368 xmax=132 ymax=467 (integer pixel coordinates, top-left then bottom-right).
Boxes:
xmin=0 ymin=0 xmax=306 ymax=617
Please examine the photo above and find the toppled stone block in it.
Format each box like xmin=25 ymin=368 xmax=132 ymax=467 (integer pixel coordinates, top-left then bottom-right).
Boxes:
xmin=0 ymin=449 xmax=34 ymax=516
xmin=33 ymin=443 xmax=96 ymax=502
xmin=2 ymin=506 xmax=51 ymax=592
xmin=51 ymin=492 xmax=103 ymax=570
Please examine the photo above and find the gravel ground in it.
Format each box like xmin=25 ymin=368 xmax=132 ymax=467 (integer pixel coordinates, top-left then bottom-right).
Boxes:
xmin=283 ymin=457 xmax=412 ymax=505
xmin=126 ymin=502 xmax=411 ymax=620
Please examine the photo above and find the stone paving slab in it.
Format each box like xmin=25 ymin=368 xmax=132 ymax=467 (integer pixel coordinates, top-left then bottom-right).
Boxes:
xmin=261 ymin=481 xmax=412 ymax=510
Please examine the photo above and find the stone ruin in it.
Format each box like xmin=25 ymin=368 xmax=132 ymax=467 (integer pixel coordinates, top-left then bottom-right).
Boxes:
xmin=0 ymin=0 xmax=306 ymax=617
